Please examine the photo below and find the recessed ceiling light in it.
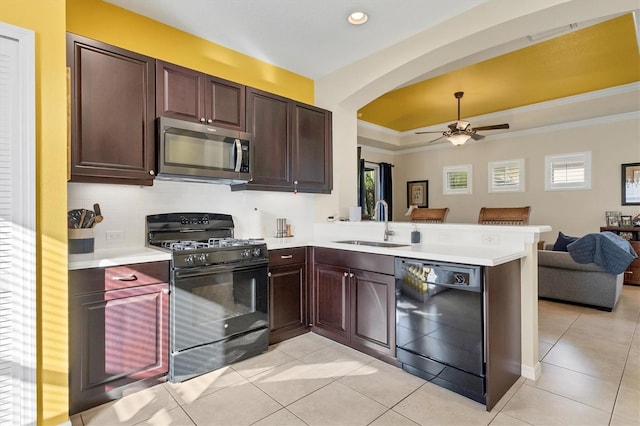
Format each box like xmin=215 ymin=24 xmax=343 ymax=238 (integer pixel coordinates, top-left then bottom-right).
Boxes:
xmin=348 ymin=11 xmax=368 ymax=25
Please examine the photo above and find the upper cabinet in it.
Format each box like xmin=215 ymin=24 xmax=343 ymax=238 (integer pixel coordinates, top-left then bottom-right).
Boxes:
xmin=156 ymin=60 xmax=245 ymax=131
xmin=67 ymin=35 xmax=331 ymax=191
xmin=67 ymin=33 xmax=157 ymax=186
xmin=241 ymin=88 xmax=332 ymax=194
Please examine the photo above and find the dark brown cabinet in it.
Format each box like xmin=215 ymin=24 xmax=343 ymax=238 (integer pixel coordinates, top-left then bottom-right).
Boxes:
xmin=156 ymin=60 xmax=246 ymax=130
xmin=312 ymin=248 xmax=395 ymax=358
xmin=240 ymin=88 xmax=332 ymax=193
xmin=484 ymin=260 xmax=522 ymax=411
xmin=600 ymin=226 xmax=640 ymax=285
xmin=268 ymin=247 xmax=309 ymax=344
xmin=67 ymin=33 xmax=156 ymax=186
xmin=69 ymin=261 xmax=169 ymax=415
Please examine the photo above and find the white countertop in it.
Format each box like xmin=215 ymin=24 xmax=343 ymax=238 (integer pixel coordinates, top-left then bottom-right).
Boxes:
xmin=68 ymin=246 xmax=171 ymax=270
xmin=265 ymin=238 xmax=525 ymax=266
xmin=69 ymin=222 xmax=549 ymax=270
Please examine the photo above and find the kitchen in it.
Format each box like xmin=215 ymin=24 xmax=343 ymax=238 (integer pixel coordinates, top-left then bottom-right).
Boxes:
xmin=2 ymin=0 xmax=639 ymax=424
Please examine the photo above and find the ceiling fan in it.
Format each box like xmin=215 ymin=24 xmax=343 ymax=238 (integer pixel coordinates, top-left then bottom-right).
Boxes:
xmin=416 ymin=91 xmax=509 ymax=146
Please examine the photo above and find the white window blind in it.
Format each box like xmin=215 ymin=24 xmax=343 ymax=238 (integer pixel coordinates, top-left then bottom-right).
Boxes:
xmin=0 ymin=32 xmax=15 ymax=426
xmin=545 ymin=152 xmax=591 ymax=191
xmin=443 ymin=164 xmax=472 ymax=195
xmin=0 ymin=23 xmax=36 ymax=425
xmin=489 ymin=159 xmax=525 ymax=193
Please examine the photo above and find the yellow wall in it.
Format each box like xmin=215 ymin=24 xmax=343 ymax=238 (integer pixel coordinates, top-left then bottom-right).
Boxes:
xmin=0 ymin=1 xmax=69 ymax=425
xmin=66 ymin=0 xmax=314 ymax=104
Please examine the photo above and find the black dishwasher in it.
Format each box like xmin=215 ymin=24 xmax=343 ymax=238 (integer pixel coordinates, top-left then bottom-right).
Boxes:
xmin=395 ymin=257 xmax=485 ymax=404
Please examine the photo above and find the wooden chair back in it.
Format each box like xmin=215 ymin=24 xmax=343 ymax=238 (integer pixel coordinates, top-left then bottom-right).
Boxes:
xmin=410 ymin=208 xmax=449 ymax=223
xmin=478 ymin=206 xmax=531 ymax=225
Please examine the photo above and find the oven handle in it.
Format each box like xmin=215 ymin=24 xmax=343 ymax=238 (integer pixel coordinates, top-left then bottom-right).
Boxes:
xmin=174 ymin=262 xmax=267 ymax=279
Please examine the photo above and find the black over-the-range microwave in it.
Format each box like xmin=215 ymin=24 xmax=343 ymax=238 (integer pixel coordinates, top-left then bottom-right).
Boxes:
xmin=156 ymin=116 xmax=252 ymax=185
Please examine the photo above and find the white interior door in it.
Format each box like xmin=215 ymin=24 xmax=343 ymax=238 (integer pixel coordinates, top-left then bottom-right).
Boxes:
xmin=0 ymin=21 xmax=37 ymax=426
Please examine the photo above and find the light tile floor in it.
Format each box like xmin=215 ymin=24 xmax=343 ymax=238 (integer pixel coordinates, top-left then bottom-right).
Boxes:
xmin=72 ymin=285 xmax=640 ymax=426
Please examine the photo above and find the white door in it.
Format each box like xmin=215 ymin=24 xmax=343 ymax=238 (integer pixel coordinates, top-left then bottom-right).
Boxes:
xmin=0 ymin=22 xmax=37 ymax=425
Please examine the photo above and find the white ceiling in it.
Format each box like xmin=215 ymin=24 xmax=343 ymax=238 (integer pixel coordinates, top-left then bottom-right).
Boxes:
xmin=105 ymin=0 xmax=487 ymax=79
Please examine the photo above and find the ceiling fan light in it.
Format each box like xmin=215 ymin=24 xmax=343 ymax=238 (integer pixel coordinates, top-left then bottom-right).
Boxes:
xmin=447 ymin=133 xmax=471 ymax=146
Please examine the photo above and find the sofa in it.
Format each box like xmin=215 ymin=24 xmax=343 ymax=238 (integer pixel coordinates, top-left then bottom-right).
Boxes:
xmin=538 ymin=245 xmax=623 ymax=311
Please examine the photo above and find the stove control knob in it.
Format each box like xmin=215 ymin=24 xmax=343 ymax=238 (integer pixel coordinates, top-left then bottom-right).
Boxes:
xmin=242 ymin=249 xmax=250 ymax=258
xmin=198 ymin=254 xmax=208 ymax=264
xmin=184 ymin=255 xmax=194 ymax=265
xmin=252 ymin=248 xmax=262 ymax=257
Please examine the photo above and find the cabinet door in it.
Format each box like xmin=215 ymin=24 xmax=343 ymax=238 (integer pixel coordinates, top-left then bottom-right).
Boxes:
xmin=313 ymin=263 xmax=350 ymax=343
xmin=350 ymin=269 xmax=395 ymax=356
xmin=625 ymin=241 xmax=640 ymax=285
xmin=291 ymin=103 xmax=332 ymax=193
xmin=69 ymin=283 xmax=169 ymax=414
xmin=67 ymin=33 xmax=156 ymax=185
xmin=269 ymin=263 xmax=307 ymax=344
xmin=245 ymin=88 xmax=291 ymax=188
xmin=156 ymin=60 xmax=205 ymax=123
xmin=204 ymin=75 xmax=246 ymax=130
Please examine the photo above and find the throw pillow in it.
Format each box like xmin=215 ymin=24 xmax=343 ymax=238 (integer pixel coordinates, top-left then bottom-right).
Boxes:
xmin=552 ymin=231 xmax=579 ymax=252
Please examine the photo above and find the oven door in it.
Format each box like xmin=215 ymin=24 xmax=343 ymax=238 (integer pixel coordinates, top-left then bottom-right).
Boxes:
xmin=171 ymin=263 xmax=268 ymax=352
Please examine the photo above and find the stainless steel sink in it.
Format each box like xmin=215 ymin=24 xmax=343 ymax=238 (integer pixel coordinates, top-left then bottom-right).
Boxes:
xmin=334 ymin=240 xmax=409 ymax=248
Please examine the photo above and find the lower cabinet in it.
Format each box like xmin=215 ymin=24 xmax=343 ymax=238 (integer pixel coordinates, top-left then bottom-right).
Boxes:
xmin=68 ymin=261 xmax=169 ymax=415
xmin=312 ymin=248 xmax=395 ymax=358
xmin=268 ymin=247 xmax=309 ymax=344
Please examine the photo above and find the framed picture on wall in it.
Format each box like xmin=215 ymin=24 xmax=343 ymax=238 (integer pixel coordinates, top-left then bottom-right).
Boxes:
xmin=407 ymin=180 xmax=428 ymax=208
xmin=621 ymin=162 xmax=640 ymax=205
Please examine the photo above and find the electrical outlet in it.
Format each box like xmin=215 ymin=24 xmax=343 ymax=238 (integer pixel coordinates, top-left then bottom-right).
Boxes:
xmin=105 ymin=231 xmax=125 ymax=243
xmin=481 ymin=234 xmax=500 ymax=245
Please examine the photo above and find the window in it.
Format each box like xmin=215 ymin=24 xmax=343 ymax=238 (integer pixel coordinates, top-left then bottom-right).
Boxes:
xmin=362 ymin=162 xmax=379 ymax=219
xmin=545 ymin=152 xmax=591 ymax=191
xmin=443 ymin=164 xmax=472 ymax=195
xmin=489 ymin=159 xmax=525 ymax=193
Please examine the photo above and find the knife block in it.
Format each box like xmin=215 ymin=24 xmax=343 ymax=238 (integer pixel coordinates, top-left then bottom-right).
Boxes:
xmin=68 ymin=228 xmax=94 ymax=254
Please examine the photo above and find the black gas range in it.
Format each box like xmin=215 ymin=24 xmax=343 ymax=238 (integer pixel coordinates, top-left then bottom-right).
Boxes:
xmin=146 ymin=213 xmax=269 ymax=382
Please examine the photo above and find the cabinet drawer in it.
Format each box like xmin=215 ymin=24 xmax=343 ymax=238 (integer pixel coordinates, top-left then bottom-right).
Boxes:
xmin=269 ymin=247 xmax=306 ymax=267
xmin=70 ymin=261 xmax=169 ymax=296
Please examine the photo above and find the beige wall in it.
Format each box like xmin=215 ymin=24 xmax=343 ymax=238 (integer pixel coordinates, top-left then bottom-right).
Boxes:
xmin=390 ymin=115 xmax=640 ymax=242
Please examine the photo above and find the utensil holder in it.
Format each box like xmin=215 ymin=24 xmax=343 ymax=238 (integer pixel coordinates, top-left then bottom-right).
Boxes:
xmin=69 ymin=228 xmax=94 ymax=254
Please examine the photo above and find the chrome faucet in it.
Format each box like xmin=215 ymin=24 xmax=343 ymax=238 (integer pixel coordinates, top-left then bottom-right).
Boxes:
xmin=373 ymin=199 xmax=395 ymax=241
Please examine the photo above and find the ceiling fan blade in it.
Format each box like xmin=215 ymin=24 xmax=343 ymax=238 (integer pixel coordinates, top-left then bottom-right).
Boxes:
xmin=472 ymin=123 xmax=510 ymax=131
xmin=426 ymin=135 xmax=447 ymax=144
xmin=415 ymin=130 xmax=445 ymax=134
xmin=447 ymin=123 xmax=457 ymax=131
xmin=469 ymin=133 xmax=485 ymax=141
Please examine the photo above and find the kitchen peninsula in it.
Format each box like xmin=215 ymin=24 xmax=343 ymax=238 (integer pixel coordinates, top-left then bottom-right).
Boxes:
xmin=268 ymin=220 xmax=551 ymax=385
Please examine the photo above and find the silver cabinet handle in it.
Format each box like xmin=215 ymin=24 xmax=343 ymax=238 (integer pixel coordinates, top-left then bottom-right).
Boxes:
xmin=280 ymin=255 xmax=293 ymax=259
xmin=207 ymin=119 xmax=213 ymax=124
xmin=349 ymin=273 xmax=354 ymax=278
xmin=343 ymin=272 xmax=349 ymax=277
xmin=200 ymin=117 xmax=206 ymax=123
xmin=162 ymin=288 xmax=169 ymax=294
xmin=149 ymin=170 xmax=155 ymax=176
xmin=268 ymin=272 xmax=272 ymax=277
xmin=112 ymin=274 xmax=137 ymax=281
